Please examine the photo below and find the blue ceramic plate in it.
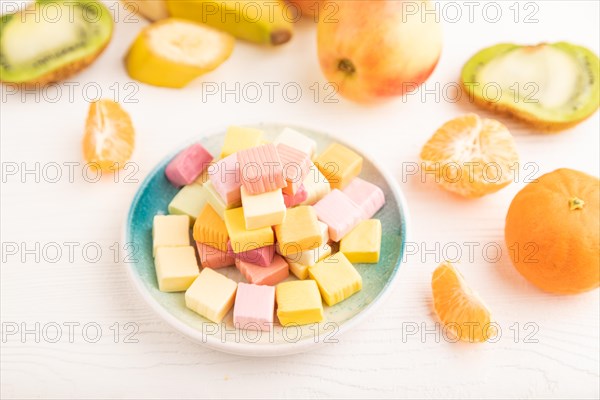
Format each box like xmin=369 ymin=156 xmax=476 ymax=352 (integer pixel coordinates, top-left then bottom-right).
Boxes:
xmin=124 ymin=123 xmax=409 ymax=356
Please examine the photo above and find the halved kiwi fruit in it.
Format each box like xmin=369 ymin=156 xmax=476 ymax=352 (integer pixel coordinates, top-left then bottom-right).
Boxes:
xmin=461 ymin=42 xmax=599 ymax=131
xmin=0 ymin=0 xmax=113 ymax=86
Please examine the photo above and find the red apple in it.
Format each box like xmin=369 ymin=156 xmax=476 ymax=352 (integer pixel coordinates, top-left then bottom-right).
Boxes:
xmin=286 ymin=0 xmax=323 ymax=18
xmin=317 ymin=0 xmax=442 ymax=103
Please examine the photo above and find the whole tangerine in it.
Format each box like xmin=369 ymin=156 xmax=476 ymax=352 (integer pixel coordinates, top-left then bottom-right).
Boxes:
xmin=505 ymin=168 xmax=599 ymax=294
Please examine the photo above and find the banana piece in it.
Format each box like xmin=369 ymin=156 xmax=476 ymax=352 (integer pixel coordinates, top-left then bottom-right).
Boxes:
xmin=123 ymin=0 xmax=169 ymax=21
xmin=125 ymin=18 xmax=235 ymax=88
xmin=167 ymin=0 xmax=293 ymax=45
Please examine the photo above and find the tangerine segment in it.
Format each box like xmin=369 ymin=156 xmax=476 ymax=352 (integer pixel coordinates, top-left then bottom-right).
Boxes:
xmin=420 ymin=114 xmax=519 ymax=198
xmin=431 ymin=262 xmax=496 ymax=343
xmin=82 ymin=99 xmax=135 ymax=171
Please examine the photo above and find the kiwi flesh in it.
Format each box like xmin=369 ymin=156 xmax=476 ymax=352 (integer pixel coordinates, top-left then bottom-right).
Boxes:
xmin=0 ymin=0 xmax=113 ymax=86
xmin=461 ymin=42 xmax=599 ymax=131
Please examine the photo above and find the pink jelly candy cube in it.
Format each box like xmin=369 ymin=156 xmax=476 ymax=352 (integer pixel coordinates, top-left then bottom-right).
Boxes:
xmin=165 ymin=143 xmax=213 ymax=187
xmin=313 ymin=189 xmax=362 ymax=242
xmin=276 ymin=143 xmax=311 ymax=195
xmin=209 ymin=153 xmax=241 ymax=206
xmin=196 ymin=242 xmax=235 ymax=269
xmin=236 ymin=255 xmax=289 ymax=286
xmin=237 ymin=144 xmax=286 ymax=195
xmin=227 ymin=241 xmax=275 ymax=267
xmin=233 ymin=283 xmax=275 ymax=331
xmin=283 ymin=183 xmax=308 ymax=208
xmin=343 ymin=178 xmax=385 ymax=219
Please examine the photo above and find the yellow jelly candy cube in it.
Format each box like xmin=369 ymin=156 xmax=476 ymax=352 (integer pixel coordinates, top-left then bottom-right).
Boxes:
xmin=152 ymin=214 xmax=189 ymax=257
xmin=203 ymin=180 xmax=231 ymax=219
xmin=240 ymin=187 xmax=286 ymax=230
xmin=276 ymin=280 xmax=323 ymax=326
xmin=314 ymin=143 xmax=362 ymax=190
xmin=154 ymin=246 xmax=199 ymax=292
xmin=300 ymin=163 xmax=331 ymax=205
xmin=168 ymin=184 xmax=209 ymax=226
xmin=309 ymin=252 xmax=362 ymax=306
xmin=340 ymin=219 xmax=382 ymax=263
xmin=224 ymin=207 xmax=274 ymax=253
xmin=220 ymin=126 xmax=263 ymax=158
xmin=288 ymin=262 xmax=309 ymax=280
xmin=274 ymin=206 xmax=322 ymax=254
xmin=185 ymin=268 xmax=237 ymax=323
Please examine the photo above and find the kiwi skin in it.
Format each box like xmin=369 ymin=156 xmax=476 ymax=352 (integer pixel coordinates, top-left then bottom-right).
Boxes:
xmin=460 ymin=79 xmax=595 ymax=132
xmin=461 ymin=42 xmax=600 ymax=132
xmin=0 ymin=1 xmax=113 ymax=88
xmin=1 ymin=41 xmax=111 ymax=88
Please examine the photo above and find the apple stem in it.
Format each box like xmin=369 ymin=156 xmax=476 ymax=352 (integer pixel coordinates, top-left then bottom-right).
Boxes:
xmin=338 ymin=58 xmax=356 ymax=75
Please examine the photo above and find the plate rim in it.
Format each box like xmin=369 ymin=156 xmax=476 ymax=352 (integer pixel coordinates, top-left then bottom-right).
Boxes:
xmin=122 ymin=123 xmax=411 ymax=356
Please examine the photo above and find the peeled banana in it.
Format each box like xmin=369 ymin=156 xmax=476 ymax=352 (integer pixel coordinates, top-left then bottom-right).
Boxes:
xmin=167 ymin=0 xmax=293 ymax=45
xmin=125 ymin=18 xmax=235 ymax=88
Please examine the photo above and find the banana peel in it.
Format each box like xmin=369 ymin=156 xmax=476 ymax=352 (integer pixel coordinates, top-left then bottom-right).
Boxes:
xmin=123 ymin=0 xmax=169 ymax=21
xmin=167 ymin=0 xmax=293 ymax=45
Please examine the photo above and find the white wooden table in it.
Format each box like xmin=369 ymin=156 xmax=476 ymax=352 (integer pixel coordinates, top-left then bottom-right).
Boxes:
xmin=1 ymin=1 xmax=598 ymax=398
